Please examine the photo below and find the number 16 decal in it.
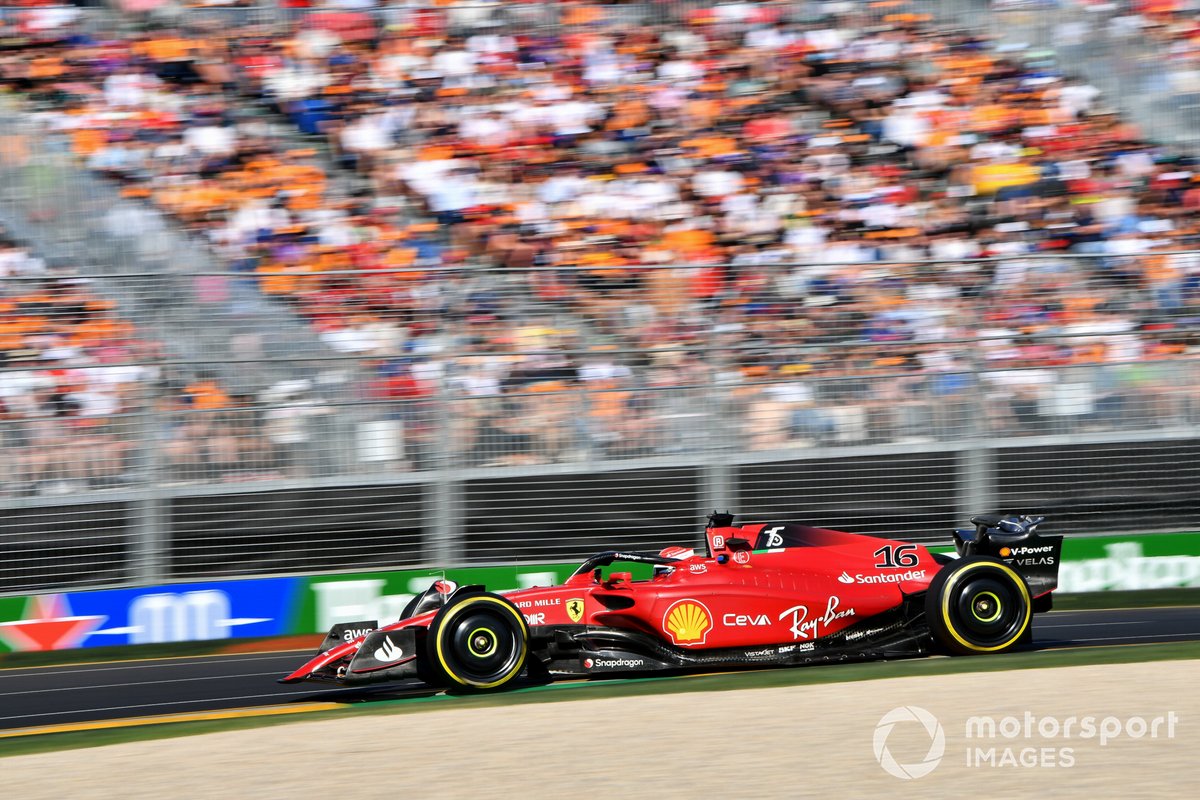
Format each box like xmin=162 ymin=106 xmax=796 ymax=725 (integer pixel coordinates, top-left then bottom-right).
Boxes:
xmin=873 ymin=544 xmax=919 ymax=568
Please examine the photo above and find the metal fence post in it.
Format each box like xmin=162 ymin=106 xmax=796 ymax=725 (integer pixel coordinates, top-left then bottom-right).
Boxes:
xmin=131 ymin=388 xmax=167 ymax=585
xmin=957 ymin=446 xmax=996 ymax=521
xmin=701 ymin=462 xmax=737 ymax=522
xmin=424 ymin=377 xmax=463 ymax=566
xmin=700 ymin=382 xmax=737 ymax=521
xmin=957 ymin=352 xmax=996 ymax=521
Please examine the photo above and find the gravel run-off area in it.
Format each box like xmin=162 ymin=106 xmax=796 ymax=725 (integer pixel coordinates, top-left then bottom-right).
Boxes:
xmin=6 ymin=659 xmax=1196 ymax=799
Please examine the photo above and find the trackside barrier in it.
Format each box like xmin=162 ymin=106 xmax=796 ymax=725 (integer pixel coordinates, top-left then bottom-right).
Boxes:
xmin=1055 ymin=533 xmax=1200 ymax=594
xmin=0 ymin=561 xmax=651 ymax=654
xmin=1 ymin=534 xmax=1197 ymax=654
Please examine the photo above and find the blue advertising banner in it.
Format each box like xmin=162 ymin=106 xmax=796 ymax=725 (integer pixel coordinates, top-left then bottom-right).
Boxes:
xmin=71 ymin=578 xmax=302 ymax=648
xmin=0 ymin=578 xmax=301 ymax=652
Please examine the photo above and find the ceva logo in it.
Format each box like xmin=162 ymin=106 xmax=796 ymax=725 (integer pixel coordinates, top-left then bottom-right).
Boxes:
xmin=838 ymin=571 xmax=855 ymax=584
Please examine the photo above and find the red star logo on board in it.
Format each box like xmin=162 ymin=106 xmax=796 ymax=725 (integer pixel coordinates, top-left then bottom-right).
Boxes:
xmin=0 ymin=594 xmax=107 ymax=652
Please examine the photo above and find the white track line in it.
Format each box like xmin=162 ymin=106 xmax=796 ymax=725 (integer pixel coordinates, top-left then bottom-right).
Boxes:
xmin=0 ymin=672 xmax=284 ymax=698
xmin=0 ymin=651 xmax=308 ymax=680
xmin=1039 ymin=621 xmax=1150 ymax=628
xmin=1046 ymin=632 xmax=1200 ymax=643
xmin=1047 ymin=606 xmax=1200 ymax=615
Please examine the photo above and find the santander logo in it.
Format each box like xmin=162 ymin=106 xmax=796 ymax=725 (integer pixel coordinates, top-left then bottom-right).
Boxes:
xmin=841 ymin=569 xmax=926 ymax=585
xmin=373 ymin=637 xmax=404 ymax=663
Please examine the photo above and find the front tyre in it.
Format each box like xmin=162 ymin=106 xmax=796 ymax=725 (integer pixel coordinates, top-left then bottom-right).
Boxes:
xmin=426 ymin=592 xmax=529 ymax=691
xmin=926 ymin=557 xmax=1031 ymax=655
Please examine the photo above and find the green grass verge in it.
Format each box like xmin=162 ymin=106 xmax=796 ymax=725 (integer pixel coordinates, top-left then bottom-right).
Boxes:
xmin=4 ymin=639 xmax=1198 ymax=760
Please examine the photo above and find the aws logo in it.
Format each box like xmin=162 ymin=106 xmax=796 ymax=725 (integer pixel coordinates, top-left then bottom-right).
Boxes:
xmin=663 ymin=599 xmax=712 ymax=646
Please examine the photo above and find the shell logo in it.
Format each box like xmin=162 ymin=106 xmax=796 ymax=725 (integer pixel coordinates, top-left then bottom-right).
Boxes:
xmin=663 ymin=599 xmax=712 ymax=646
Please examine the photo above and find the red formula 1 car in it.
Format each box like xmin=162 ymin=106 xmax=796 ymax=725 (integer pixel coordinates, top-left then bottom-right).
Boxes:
xmin=281 ymin=512 xmax=1062 ymax=691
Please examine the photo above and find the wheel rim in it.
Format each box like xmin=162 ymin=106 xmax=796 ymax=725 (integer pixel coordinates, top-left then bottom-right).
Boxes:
xmin=467 ymin=627 xmax=498 ymax=658
xmin=971 ymin=591 xmax=1003 ymax=623
xmin=442 ymin=606 xmax=523 ymax=684
xmin=949 ymin=572 xmax=1026 ymax=648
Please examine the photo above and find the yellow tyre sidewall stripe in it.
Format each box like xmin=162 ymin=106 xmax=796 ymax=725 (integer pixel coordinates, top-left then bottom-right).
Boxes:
xmin=941 ymin=561 xmax=1031 ymax=653
xmin=435 ymin=596 xmax=529 ymax=689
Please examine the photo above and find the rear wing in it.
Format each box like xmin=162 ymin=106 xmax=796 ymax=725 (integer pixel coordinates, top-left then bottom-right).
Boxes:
xmin=954 ymin=514 xmax=1063 ymax=598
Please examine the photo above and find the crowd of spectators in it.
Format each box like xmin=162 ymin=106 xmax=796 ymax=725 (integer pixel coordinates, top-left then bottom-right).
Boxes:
xmin=0 ymin=226 xmax=148 ymax=495
xmin=6 ymin=1 xmax=1200 ymax=478
xmin=0 ymin=226 xmax=337 ymax=494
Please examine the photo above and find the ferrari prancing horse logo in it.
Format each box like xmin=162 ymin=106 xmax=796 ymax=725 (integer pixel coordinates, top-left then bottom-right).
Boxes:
xmin=567 ymin=597 xmax=585 ymax=623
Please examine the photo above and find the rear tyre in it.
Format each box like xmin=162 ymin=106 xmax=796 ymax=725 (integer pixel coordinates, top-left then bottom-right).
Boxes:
xmin=926 ymin=557 xmax=1031 ymax=655
xmin=425 ymin=592 xmax=529 ymax=691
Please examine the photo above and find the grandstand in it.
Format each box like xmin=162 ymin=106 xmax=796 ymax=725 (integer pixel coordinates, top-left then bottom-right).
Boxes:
xmin=3 ymin=0 xmax=1200 ymax=593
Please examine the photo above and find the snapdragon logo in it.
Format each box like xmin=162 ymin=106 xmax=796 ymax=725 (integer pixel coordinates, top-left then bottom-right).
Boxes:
xmin=873 ymin=706 xmax=945 ymax=780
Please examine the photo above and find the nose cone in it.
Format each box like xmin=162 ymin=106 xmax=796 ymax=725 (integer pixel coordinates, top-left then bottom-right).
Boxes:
xmin=278 ymin=667 xmax=312 ymax=684
xmin=279 ymin=639 xmax=361 ymax=683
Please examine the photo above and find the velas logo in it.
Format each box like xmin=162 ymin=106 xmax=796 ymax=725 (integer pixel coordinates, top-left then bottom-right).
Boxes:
xmin=373 ymin=637 xmax=404 ymax=663
xmin=0 ymin=594 xmax=106 ymax=652
xmin=874 ymin=706 xmax=945 ymax=780
xmin=663 ymin=599 xmax=712 ymax=646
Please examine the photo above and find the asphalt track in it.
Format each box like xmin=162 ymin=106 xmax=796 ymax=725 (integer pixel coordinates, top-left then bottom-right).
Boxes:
xmin=1 ymin=606 xmax=1198 ymax=733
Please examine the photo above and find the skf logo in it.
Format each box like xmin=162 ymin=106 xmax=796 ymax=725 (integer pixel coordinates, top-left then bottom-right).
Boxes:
xmin=566 ymin=598 xmax=585 ymax=623
xmin=663 ymin=599 xmax=712 ymax=646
